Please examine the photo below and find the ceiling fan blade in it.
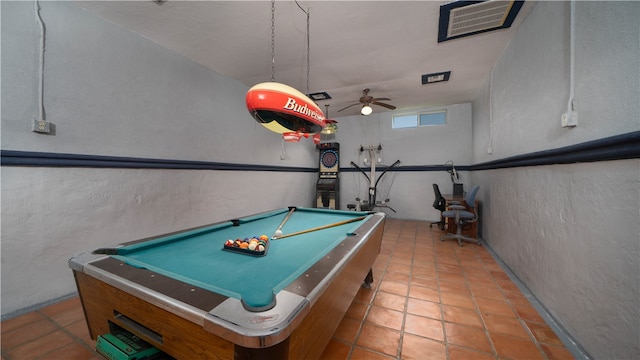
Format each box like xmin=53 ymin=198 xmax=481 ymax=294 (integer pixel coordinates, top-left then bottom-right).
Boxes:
xmin=372 ymin=97 xmax=391 ymax=102
xmin=337 ymin=103 xmax=361 ymax=112
xmin=372 ymin=101 xmax=396 ymax=110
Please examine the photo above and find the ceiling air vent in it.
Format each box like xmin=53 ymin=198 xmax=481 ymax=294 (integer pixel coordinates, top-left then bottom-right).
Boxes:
xmin=438 ymin=0 xmax=524 ymax=43
xmin=422 ymin=71 xmax=451 ymax=85
xmin=308 ymin=92 xmax=332 ymax=101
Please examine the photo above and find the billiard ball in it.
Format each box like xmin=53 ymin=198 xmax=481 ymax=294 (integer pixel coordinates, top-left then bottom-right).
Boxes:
xmin=274 ymin=230 xmax=283 ymax=237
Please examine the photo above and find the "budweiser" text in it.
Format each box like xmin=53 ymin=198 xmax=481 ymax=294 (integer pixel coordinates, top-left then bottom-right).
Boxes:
xmin=283 ymin=98 xmax=324 ymax=122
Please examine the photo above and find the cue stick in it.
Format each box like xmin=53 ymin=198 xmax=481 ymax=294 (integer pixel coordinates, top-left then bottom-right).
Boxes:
xmin=273 ymin=216 xmax=367 ymax=240
xmin=271 ymin=206 xmax=297 ymax=239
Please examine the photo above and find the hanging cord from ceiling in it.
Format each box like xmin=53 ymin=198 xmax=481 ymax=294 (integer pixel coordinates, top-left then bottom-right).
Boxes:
xmin=282 ymin=1 xmax=312 ymax=160
xmin=270 ymin=0 xmax=276 ymax=82
xmin=34 ymin=0 xmax=46 ymax=122
xmin=295 ymin=1 xmax=311 ymax=96
xmin=270 ymin=0 xmax=288 ymax=160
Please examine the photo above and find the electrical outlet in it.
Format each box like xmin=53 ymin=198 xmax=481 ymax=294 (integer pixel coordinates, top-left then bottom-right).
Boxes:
xmin=32 ymin=119 xmax=51 ymax=134
xmin=561 ymin=111 xmax=578 ymax=128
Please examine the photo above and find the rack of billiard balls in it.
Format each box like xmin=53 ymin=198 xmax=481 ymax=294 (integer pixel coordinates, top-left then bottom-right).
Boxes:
xmin=223 ymin=235 xmax=269 ymax=256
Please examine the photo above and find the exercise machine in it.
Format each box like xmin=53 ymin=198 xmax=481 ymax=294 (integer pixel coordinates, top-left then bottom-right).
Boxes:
xmin=347 ymin=144 xmax=400 ymax=213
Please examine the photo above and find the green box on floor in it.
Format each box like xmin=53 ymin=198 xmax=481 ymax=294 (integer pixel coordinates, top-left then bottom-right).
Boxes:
xmin=95 ymin=328 xmax=162 ymax=360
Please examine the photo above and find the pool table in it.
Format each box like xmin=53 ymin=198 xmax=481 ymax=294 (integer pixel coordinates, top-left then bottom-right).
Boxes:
xmin=69 ymin=207 xmax=386 ymax=360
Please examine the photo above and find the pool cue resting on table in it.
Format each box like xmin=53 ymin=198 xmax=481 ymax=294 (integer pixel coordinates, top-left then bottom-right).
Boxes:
xmin=272 ymin=216 xmax=367 ymax=240
xmin=272 ymin=206 xmax=297 ymax=239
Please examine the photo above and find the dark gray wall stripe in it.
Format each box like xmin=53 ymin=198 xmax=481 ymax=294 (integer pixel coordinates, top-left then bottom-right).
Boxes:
xmin=2 ymin=131 xmax=638 ymax=172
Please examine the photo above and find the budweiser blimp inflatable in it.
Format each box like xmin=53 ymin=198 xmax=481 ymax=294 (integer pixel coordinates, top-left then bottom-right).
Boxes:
xmin=246 ymin=82 xmax=326 ymax=136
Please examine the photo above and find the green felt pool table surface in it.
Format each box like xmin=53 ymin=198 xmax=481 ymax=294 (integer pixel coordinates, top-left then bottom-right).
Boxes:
xmin=112 ymin=207 xmax=371 ymax=309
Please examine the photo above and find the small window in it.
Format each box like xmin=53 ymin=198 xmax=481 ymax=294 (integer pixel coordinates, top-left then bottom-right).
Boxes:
xmin=419 ymin=111 xmax=446 ymax=126
xmin=393 ymin=110 xmax=446 ymax=129
xmin=392 ymin=114 xmax=417 ymax=128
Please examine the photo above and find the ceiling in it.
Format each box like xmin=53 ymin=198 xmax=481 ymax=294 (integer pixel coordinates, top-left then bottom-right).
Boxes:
xmin=75 ymin=0 xmax=536 ymax=118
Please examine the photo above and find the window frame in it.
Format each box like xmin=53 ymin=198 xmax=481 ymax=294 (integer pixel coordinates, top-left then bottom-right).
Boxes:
xmin=392 ymin=109 xmax=447 ymax=129
xmin=419 ymin=110 xmax=447 ymax=126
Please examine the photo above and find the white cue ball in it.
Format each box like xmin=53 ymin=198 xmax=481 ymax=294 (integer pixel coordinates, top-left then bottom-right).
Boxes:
xmin=275 ymin=230 xmax=283 ymax=237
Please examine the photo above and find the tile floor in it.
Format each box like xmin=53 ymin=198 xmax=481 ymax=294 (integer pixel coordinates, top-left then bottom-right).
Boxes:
xmin=1 ymin=219 xmax=574 ymax=360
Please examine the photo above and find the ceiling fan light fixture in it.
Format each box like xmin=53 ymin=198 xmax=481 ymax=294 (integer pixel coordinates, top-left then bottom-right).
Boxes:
xmin=338 ymin=89 xmax=395 ymax=114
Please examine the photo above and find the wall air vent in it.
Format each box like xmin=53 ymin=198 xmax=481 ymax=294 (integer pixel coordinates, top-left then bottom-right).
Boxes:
xmin=438 ymin=0 xmax=524 ymax=43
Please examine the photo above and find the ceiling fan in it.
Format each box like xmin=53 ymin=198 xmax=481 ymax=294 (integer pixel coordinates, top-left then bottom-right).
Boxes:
xmin=337 ymin=88 xmax=397 ymax=115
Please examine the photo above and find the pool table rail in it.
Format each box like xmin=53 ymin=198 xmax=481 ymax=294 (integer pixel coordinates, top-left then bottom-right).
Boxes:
xmin=70 ymin=253 xmax=214 ymax=327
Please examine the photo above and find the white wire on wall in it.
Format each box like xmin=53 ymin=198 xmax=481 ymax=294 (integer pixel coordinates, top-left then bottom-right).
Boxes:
xmin=567 ymin=0 xmax=576 ymax=115
xmin=34 ymin=0 xmax=46 ymax=122
xmin=488 ymin=64 xmax=494 ymax=155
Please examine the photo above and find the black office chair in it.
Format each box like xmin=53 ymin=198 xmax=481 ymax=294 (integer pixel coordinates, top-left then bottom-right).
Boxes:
xmin=429 ymin=184 xmax=447 ymax=230
xmin=440 ymin=185 xmax=480 ymax=246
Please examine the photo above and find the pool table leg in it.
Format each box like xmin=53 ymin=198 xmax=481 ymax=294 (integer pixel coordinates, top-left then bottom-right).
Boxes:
xmin=235 ymin=338 xmax=289 ymax=360
xmin=362 ymin=269 xmax=374 ymax=289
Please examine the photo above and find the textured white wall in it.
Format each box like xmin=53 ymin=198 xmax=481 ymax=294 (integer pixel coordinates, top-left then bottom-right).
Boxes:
xmin=1 ymin=1 xmax=317 ymax=315
xmin=333 ymin=103 xmax=472 ymax=220
xmin=1 ymin=167 xmax=314 ymax=313
xmin=1 ymin=1 xmax=314 ymax=165
xmin=471 ymin=2 xmax=639 ymax=358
